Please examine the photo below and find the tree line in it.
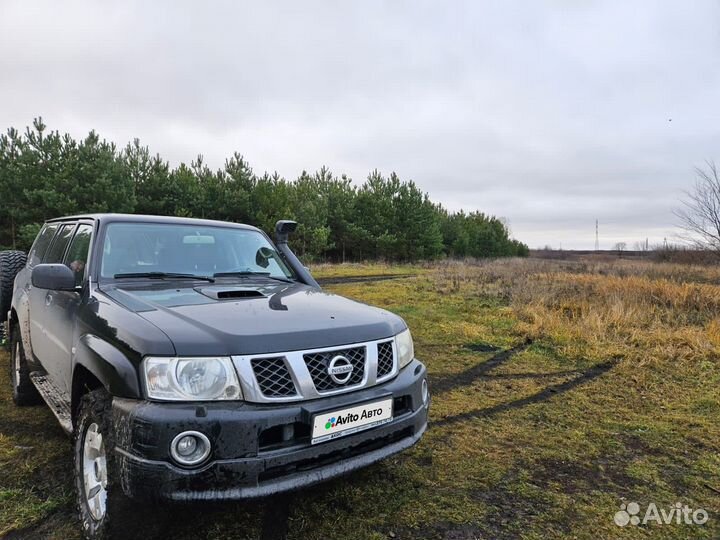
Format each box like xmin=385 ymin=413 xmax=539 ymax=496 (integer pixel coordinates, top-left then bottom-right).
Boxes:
xmin=0 ymin=118 xmax=528 ymax=261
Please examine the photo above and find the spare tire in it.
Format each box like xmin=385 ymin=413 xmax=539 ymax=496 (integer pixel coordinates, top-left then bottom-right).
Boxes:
xmin=0 ymin=250 xmax=27 ymax=324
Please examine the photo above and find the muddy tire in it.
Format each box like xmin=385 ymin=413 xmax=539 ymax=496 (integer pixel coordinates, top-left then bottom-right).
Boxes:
xmin=9 ymin=323 xmax=41 ymax=406
xmin=74 ymin=389 xmax=134 ymax=540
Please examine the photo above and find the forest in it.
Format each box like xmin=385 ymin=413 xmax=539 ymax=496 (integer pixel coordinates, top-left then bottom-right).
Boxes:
xmin=0 ymin=119 xmax=528 ymax=261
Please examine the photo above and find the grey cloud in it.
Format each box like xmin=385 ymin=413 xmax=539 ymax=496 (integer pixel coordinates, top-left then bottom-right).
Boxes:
xmin=1 ymin=0 xmax=719 ymax=249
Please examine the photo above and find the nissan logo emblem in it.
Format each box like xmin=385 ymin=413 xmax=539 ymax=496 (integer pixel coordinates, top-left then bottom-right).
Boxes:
xmin=328 ymin=355 xmax=354 ymax=385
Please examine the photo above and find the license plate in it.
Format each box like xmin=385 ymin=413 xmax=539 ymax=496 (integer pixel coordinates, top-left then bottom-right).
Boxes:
xmin=311 ymin=398 xmax=393 ymax=444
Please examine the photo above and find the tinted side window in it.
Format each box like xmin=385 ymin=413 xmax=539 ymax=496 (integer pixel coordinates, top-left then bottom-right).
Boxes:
xmin=63 ymin=224 xmax=93 ymax=285
xmin=44 ymin=224 xmax=76 ymax=264
xmin=28 ymin=224 xmax=59 ymax=266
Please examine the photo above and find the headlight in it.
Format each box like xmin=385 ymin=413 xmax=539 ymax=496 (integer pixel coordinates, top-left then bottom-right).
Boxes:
xmin=143 ymin=357 xmax=242 ymax=401
xmin=395 ymin=328 xmax=415 ymax=369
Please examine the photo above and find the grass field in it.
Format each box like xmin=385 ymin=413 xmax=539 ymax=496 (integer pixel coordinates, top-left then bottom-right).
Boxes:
xmin=1 ymin=258 xmax=719 ymax=539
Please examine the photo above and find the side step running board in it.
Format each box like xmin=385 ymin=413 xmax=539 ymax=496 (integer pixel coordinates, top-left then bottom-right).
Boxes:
xmin=29 ymin=372 xmax=72 ymax=434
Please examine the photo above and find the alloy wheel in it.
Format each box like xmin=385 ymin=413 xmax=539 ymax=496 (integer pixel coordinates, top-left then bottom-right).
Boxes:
xmin=82 ymin=422 xmax=108 ymax=521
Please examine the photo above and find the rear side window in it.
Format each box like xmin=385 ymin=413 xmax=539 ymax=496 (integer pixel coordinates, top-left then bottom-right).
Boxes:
xmin=28 ymin=224 xmax=59 ymax=266
xmin=63 ymin=224 xmax=93 ymax=285
xmin=44 ymin=224 xmax=76 ymax=264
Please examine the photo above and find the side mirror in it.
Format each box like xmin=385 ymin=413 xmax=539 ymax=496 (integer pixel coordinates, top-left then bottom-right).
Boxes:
xmin=255 ymin=247 xmax=275 ymax=268
xmin=32 ymin=264 xmax=77 ymax=291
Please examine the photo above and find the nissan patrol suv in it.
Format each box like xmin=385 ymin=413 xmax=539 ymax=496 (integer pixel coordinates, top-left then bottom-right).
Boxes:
xmin=1 ymin=214 xmax=429 ymax=539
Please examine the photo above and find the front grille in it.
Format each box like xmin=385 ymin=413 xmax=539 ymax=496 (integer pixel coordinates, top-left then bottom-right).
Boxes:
xmin=377 ymin=341 xmax=394 ymax=378
xmin=233 ymin=338 xmax=401 ymax=403
xmin=304 ymin=346 xmax=365 ymax=391
xmin=251 ymin=357 xmax=297 ymax=397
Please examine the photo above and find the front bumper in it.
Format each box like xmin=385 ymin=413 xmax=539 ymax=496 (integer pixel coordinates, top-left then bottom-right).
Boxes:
xmin=112 ymin=359 xmax=429 ymax=501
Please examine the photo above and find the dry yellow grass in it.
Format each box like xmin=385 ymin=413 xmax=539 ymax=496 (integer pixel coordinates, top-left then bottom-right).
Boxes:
xmin=433 ymin=258 xmax=720 ymax=365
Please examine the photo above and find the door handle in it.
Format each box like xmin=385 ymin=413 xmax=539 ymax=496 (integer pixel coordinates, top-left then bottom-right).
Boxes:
xmin=45 ymin=292 xmax=53 ymax=306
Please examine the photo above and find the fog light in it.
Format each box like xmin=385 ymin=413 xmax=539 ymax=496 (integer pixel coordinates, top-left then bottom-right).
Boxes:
xmin=176 ymin=435 xmax=197 ymax=456
xmin=421 ymin=378 xmax=429 ymax=407
xmin=170 ymin=431 xmax=211 ymax=466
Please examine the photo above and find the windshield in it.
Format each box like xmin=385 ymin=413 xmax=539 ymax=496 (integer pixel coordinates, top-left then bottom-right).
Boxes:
xmin=100 ymin=222 xmax=294 ymax=280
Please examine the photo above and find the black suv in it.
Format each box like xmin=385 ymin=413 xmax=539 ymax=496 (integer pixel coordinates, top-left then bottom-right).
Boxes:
xmin=1 ymin=214 xmax=429 ymax=539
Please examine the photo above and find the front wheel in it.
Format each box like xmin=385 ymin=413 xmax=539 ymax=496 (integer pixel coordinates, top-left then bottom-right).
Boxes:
xmin=74 ymin=389 xmax=132 ymax=539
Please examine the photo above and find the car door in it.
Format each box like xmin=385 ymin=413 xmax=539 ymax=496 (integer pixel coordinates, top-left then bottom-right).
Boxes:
xmin=54 ymin=222 xmax=94 ymax=390
xmin=16 ymin=223 xmax=60 ymax=364
xmin=29 ymin=222 xmax=77 ymax=392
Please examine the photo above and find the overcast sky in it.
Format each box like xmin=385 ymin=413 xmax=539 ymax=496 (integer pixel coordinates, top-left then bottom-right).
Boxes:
xmin=2 ymin=1 xmax=719 ymax=249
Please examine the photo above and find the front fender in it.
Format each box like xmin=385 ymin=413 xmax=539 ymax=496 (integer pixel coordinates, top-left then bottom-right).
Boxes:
xmin=74 ymin=334 xmax=142 ymax=398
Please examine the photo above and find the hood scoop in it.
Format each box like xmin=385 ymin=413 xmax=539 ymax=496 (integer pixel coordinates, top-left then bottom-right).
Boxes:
xmin=196 ymin=286 xmax=266 ymax=301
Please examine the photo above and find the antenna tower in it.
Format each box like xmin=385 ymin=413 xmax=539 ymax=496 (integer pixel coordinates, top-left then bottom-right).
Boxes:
xmin=595 ymin=220 xmax=599 ymax=251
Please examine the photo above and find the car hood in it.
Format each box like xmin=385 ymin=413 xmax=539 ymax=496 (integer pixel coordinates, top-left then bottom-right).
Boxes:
xmin=98 ymin=281 xmax=406 ymax=356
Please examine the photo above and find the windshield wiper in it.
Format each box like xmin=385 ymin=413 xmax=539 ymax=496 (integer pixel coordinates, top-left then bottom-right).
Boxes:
xmin=113 ymin=272 xmax=215 ymax=282
xmin=213 ymin=271 xmax=293 ymax=283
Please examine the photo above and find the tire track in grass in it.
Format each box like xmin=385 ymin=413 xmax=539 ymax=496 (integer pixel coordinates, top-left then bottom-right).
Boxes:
xmin=317 ymin=274 xmax=416 ymax=286
xmin=430 ymin=338 xmax=533 ymax=394
xmin=434 ymin=358 xmax=618 ymax=427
